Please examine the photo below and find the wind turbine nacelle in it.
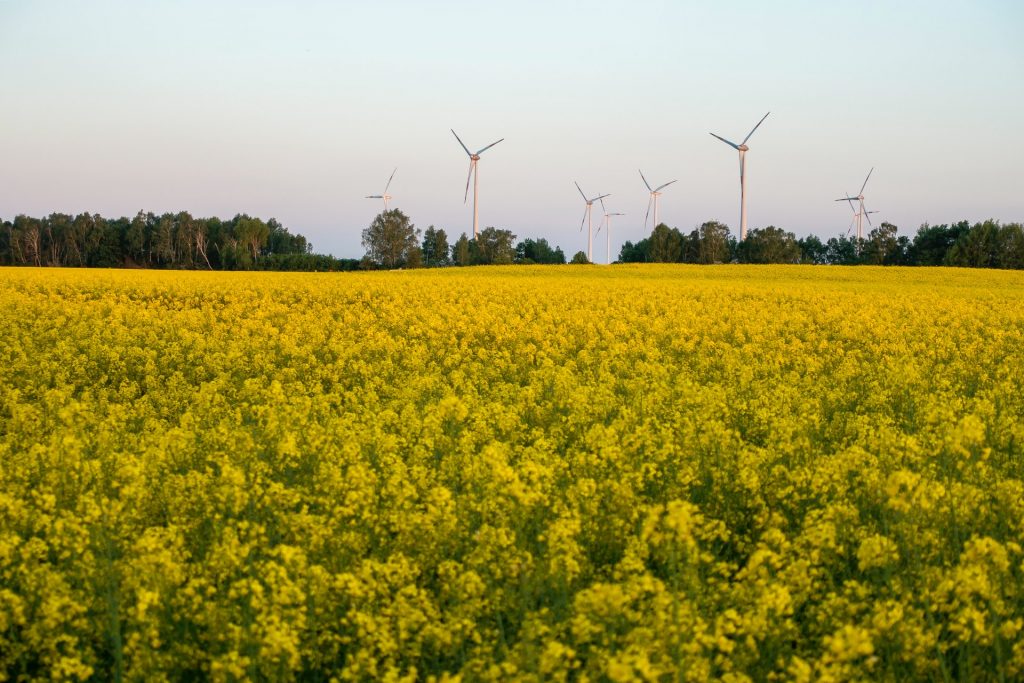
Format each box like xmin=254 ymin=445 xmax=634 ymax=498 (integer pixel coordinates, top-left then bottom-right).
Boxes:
xmin=737 ymin=144 xmax=749 ymax=152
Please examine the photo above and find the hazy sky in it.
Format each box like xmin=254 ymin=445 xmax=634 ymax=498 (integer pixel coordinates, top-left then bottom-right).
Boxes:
xmin=2 ymin=1 xmax=1022 ymax=259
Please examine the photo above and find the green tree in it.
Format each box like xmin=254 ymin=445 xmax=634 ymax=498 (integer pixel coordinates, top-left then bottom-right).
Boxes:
xmin=690 ymin=220 xmax=731 ymax=264
xmin=997 ymin=223 xmax=1024 ymax=269
xmin=863 ymin=222 xmax=901 ymax=265
xmin=474 ymin=227 xmax=517 ymax=265
xmin=618 ymin=238 xmax=651 ymax=263
xmin=798 ymin=235 xmax=828 ymax=264
xmin=361 ymin=209 xmax=421 ymax=269
xmin=516 ymin=238 xmax=565 ymax=264
xmin=907 ymin=222 xmax=970 ymax=266
xmin=649 ymin=223 xmax=685 ymax=262
xmin=738 ymin=226 xmax=800 ymax=264
xmin=570 ymin=250 xmax=590 ymax=264
xmin=451 ymin=233 xmax=471 ymax=266
xmin=946 ymin=220 xmax=1001 ymax=268
xmin=422 ymin=226 xmax=450 ymax=267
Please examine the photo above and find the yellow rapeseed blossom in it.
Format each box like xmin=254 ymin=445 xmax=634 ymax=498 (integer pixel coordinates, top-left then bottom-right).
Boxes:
xmin=1 ymin=264 xmax=1023 ymax=680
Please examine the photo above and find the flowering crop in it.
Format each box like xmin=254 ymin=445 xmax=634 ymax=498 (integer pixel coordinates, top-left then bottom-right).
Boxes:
xmin=1 ymin=264 xmax=1023 ymax=681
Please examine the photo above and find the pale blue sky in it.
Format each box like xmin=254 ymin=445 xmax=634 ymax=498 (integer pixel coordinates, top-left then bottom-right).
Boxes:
xmin=2 ymin=0 xmax=1022 ymax=259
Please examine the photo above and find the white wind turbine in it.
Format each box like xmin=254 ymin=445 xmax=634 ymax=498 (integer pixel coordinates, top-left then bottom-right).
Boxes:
xmin=451 ymin=129 xmax=504 ymax=238
xmin=576 ymin=182 xmax=610 ymax=263
xmin=639 ymin=170 xmax=677 ymax=232
xmin=835 ymin=168 xmax=876 ymax=245
xmin=365 ymin=167 xmax=397 ymax=212
xmin=596 ymin=196 xmax=624 ymax=265
xmin=710 ymin=111 xmax=770 ymax=241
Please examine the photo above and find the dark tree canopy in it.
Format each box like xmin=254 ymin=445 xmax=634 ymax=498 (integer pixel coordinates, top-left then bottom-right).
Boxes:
xmin=362 ymin=209 xmax=421 ymax=269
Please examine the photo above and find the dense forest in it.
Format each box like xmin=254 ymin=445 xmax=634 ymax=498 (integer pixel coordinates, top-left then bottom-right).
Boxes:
xmin=618 ymin=219 xmax=1024 ymax=268
xmin=3 ymin=210 xmax=1022 ymax=271
xmin=0 ymin=211 xmax=360 ymax=271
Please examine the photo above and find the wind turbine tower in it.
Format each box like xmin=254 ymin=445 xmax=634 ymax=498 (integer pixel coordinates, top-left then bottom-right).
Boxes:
xmin=639 ymin=170 xmax=677 ymax=232
xmin=710 ymin=111 xmax=770 ymax=240
xmin=576 ymin=182 xmax=610 ymax=263
xmin=835 ymin=168 xmax=876 ymax=244
xmin=596 ymin=196 xmax=624 ymax=265
xmin=452 ymin=129 xmax=504 ymax=238
xmin=365 ymin=168 xmax=397 ymax=212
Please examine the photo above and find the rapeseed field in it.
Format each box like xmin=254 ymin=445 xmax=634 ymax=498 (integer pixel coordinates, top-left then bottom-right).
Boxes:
xmin=1 ymin=265 xmax=1023 ymax=681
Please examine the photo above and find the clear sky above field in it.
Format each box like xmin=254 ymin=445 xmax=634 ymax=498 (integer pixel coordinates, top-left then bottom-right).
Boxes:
xmin=1 ymin=0 xmax=1022 ymax=259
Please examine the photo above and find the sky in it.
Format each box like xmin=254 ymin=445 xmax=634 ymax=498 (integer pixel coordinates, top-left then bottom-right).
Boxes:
xmin=1 ymin=0 xmax=1023 ymax=260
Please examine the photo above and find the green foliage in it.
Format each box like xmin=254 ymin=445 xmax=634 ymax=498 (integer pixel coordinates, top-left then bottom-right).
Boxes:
xmin=570 ymin=250 xmax=590 ymax=264
xmin=737 ymin=226 xmax=801 ymax=264
xmin=618 ymin=238 xmax=651 ymax=263
xmin=421 ymin=226 xmax=450 ymax=267
xmin=472 ymin=227 xmax=517 ymax=265
xmin=516 ymin=238 xmax=566 ymax=264
xmin=649 ymin=224 xmax=685 ymax=263
xmin=688 ymin=220 xmax=732 ymax=264
xmin=361 ymin=209 xmax=422 ymax=269
xmin=798 ymin=234 xmax=828 ymax=265
xmin=451 ymin=233 xmax=472 ymax=266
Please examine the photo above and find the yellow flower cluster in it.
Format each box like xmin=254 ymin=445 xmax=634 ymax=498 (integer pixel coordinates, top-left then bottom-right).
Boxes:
xmin=1 ymin=264 xmax=1023 ymax=680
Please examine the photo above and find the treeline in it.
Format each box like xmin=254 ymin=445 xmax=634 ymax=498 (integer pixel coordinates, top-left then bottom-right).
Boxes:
xmin=619 ymin=219 xmax=1024 ymax=268
xmin=0 ymin=211 xmax=362 ymax=271
xmin=361 ymin=210 xmax=569 ymax=268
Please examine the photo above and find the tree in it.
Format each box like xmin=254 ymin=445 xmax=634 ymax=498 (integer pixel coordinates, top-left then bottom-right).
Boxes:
xmin=737 ymin=226 xmax=800 ymax=264
xmin=946 ymin=220 xmax=1001 ymax=268
xmin=516 ymin=237 xmax=565 ymax=264
xmin=474 ymin=227 xmax=517 ymax=265
xmin=907 ymin=222 xmax=970 ymax=266
xmin=361 ymin=209 xmax=421 ymax=269
xmin=618 ymin=238 xmax=651 ymax=263
xmin=997 ymin=223 xmax=1024 ymax=269
xmin=690 ymin=221 xmax=731 ymax=264
xmin=649 ymin=223 xmax=685 ymax=263
xmin=798 ymin=234 xmax=828 ymax=264
xmin=422 ymin=226 xmax=450 ymax=267
xmin=825 ymin=236 xmax=860 ymax=265
xmin=451 ymin=233 xmax=471 ymax=266
xmin=863 ymin=222 xmax=901 ymax=265
xmin=570 ymin=250 xmax=590 ymax=264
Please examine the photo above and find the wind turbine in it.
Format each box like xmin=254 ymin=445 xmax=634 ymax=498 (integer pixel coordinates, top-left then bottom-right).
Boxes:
xmin=835 ymin=168 xmax=876 ymax=245
xmin=710 ymin=111 xmax=770 ymax=241
xmin=365 ymin=167 xmax=397 ymax=212
xmin=576 ymin=182 xmax=610 ymax=263
xmin=451 ymin=129 xmax=504 ymax=238
xmin=639 ymin=170 xmax=677 ymax=232
xmin=596 ymin=196 xmax=624 ymax=265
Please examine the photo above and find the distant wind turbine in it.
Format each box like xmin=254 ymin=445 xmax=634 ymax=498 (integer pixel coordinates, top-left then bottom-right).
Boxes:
xmin=835 ymin=168 xmax=876 ymax=245
xmin=576 ymin=182 xmax=610 ymax=263
xmin=451 ymin=129 xmax=504 ymax=239
xmin=365 ymin=167 xmax=397 ymax=212
xmin=596 ymin=196 xmax=624 ymax=265
xmin=710 ymin=111 xmax=770 ymax=241
xmin=639 ymin=170 xmax=677 ymax=232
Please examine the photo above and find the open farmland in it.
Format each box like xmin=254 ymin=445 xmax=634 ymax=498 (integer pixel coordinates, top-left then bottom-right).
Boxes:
xmin=2 ymin=265 xmax=1024 ymax=681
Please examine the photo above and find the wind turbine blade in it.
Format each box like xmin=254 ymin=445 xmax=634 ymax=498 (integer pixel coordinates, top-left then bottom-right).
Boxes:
xmin=366 ymin=195 xmax=383 ymax=199
xmin=863 ymin=206 xmax=874 ymax=226
xmin=599 ymin=196 xmax=607 ymax=213
xmin=451 ymin=129 xmax=472 ymax=157
xmin=710 ymin=132 xmax=740 ymax=150
xmin=580 ymin=207 xmax=588 ymax=231
xmin=860 ymin=167 xmax=874 ymax=195
xmin=464 ymin=161 xmax=474 ymax=203
xmin=575 ymin=181 xmax=588 ymax=202
xmin=476 ymin=138 xmax=504 ymax=155
xmin=741 ymin=111 xmax=770 ymax=145
xmin=384 ymin=167 xmax=397 ymax=193
xmin=595 ymin=193 xmax=611 ymax=201
xmin=654 ymin=179 xmax=678 ymax=192
xmin=644 ymin=197 xmax=652 ymax=230
xmin=638 ymin=169 xmax=653 ymax=192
